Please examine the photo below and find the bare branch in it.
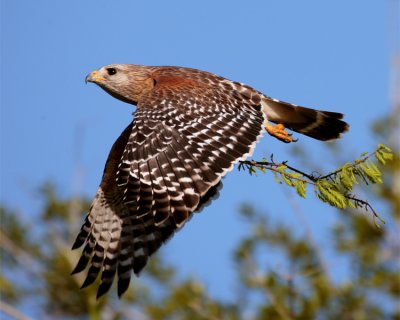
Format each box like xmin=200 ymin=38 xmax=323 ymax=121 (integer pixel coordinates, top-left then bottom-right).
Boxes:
xmin=0 ymin=231 xmax=41 ymax=274
xmin=0 ymin=301 xmax=34 ymax=320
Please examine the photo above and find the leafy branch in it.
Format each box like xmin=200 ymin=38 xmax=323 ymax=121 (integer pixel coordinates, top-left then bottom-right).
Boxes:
xmin=238 ymin=144 xmax=394 ymax=226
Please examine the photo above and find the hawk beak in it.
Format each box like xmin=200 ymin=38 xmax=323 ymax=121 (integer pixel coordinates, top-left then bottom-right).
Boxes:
xmin=85 ymin=70 xmax=106 ymax=84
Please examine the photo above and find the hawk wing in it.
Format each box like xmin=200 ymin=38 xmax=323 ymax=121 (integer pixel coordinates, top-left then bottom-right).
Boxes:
xmin=72 ymin=75 xmax=266 ymax=298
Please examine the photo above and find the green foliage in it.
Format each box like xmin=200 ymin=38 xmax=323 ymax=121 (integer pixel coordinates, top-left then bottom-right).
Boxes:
xmin=146 ymin=280 xmax=240 ymax=320
xmin=239 ymin=144 xmax=394 ymax=225
xmin=315 ymin=180 xmax=348 ymax=209
xmin=374 ymin=144 xmax=394 ymax=165
xmin=233 ymin=202 xmax=399 ymax=320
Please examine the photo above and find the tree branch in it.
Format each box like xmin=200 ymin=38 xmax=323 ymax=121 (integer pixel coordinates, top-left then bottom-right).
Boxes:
xmin=238 ymin=144 xmax=394 ymax=225
xmin=0 ymin=301 xmax=33 ymax=320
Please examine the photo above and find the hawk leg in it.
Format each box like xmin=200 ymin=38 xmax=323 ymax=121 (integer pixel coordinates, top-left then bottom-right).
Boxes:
xmin=265 ymin=123 xmax=297 ymax=143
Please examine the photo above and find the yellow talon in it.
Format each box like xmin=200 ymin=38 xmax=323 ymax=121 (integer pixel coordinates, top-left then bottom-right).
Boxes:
xmin=265 ymin=123 xmax=297 ymax=143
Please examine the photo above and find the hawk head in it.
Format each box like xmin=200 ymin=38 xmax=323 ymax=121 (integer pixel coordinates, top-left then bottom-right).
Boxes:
xmin=85 ymin=64 xmax=154 ymax=105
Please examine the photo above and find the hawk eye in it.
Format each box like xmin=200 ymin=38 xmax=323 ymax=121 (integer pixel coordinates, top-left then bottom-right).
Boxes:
xmin=106 ymin=68 xmax=117 ymax=76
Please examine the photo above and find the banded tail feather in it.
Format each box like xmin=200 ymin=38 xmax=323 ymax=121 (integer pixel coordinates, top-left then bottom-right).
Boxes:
xmin=261 ymin=96 xmax=349 ymax=141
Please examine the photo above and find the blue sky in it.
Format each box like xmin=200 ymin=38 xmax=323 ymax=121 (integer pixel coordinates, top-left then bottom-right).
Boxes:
xmin=0 ymin=0 xmax=391 ymax=310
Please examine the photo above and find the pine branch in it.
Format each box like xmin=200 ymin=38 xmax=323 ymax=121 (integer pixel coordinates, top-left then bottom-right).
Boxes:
xmin=238 ymin=144 xmax=394 ymax=226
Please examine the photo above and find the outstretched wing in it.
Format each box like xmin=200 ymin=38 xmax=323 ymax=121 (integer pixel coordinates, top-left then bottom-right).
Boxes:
xmin=72 ymin=75 xmax=266 ymax=298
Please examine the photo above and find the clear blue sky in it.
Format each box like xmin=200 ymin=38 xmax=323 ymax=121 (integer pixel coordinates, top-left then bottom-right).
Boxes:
xmin=0 ymin=0 xmax=391 ymax=310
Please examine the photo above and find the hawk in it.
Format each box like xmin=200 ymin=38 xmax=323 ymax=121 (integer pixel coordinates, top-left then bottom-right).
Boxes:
xmin=72 ymin=64 xmax=348 ymax=298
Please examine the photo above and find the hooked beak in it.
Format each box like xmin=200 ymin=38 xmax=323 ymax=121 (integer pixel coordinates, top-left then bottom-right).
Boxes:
xmin=85 ymin=70 xmax=106 ymax=84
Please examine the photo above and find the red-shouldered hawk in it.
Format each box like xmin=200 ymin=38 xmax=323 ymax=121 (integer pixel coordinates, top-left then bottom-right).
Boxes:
xmin=72 ymin=64 xmax=349 ymax=298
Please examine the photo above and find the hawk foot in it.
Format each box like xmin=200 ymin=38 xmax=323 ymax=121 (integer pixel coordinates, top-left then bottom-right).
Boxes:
xmin=265 ymin=123 xmax=297 ymax=143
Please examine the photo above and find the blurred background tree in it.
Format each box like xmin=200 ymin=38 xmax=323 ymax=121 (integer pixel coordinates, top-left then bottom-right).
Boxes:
xmin=0 ymin=108 xmax=398 ymax=319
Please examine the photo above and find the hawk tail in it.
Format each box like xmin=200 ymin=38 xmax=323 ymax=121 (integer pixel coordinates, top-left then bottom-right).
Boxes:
xmin=261 ymin=96 xmax=349 ymax=141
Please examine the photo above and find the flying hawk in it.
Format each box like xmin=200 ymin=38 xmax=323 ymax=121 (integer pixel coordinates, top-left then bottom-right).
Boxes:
xmin=72 ymin=64 xmax=348 ymax=298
